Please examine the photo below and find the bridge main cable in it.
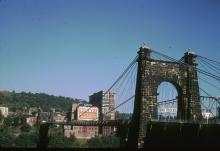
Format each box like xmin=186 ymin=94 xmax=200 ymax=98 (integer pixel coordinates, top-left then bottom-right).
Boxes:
xmin=105 ymin=95 xmax=135 ymax=115
xmin=150 ymin=49 xmax=220 ymax=81
xmin=197 ymin=55 xmax=220 ymax=65
xmin=104 ymin=55 xmax=138 ymax=95
xmin=79 ymin=55 xmax=138 ymax=118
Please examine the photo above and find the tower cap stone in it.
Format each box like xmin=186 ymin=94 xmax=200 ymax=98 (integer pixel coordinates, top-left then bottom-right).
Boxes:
xmin=185 ymin=48 xmax=196 ymax=55
xmin=142 ymin=42 xmax=150 ymax=49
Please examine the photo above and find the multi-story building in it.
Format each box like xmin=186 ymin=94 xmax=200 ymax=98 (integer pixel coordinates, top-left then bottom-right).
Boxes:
xmin=0 ymin=106 xmax=8 ymax=117
xmin=26 ymin=116 xmax=37 ymax=126
xmin=64 ymin=103 xmax=100 ymax=139
xmin=69 ymin=102 xmax=80 ymax=121
xmin=89 ymin=90 xmax=115 ymax=120
xmin=53 ymin=112 xmax=67 ymax=122
xmin=36 ymin=108 xmax=50 ymax=124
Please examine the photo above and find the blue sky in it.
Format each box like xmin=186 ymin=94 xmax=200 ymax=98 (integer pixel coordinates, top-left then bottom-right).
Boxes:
xmin=0 ymin=0 xmax=219 ymax=101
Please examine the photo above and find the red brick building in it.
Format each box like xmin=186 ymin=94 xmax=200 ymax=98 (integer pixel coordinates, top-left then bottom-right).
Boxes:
xmin=64 ymin=125 xmax=98 ymax=139
xmin=64 ymin=102 xmax=115 ymax=139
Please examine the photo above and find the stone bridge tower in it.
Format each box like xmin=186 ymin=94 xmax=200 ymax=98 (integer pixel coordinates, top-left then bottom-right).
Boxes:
xmin=127 ymin=46 xmax=201 ymax=148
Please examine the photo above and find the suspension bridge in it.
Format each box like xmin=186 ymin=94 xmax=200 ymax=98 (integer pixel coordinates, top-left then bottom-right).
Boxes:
xmin=39 ymin=45 xmax=220 ymax=149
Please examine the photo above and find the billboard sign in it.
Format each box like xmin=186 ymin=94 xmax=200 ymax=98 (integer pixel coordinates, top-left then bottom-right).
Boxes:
xmin=159 ymin=108 xmax=177 ymax=113
xmin=77 ymin=106 xmax=99 ymax=121
xmin=202 ymin=112 xmax=213 ymax=118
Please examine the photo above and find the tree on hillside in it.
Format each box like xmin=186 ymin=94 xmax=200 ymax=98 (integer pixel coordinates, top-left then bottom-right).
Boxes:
xmin=87 ymin=136 xmax=120 ymax=148
xmin=4 ymin=116 xmax=14 ymax=126
xmin=20 ymin=123 xmax=31 ymax=132
xmin=0 ymin=127 xmax=15 ymax=147
xmin=14 ymin=132 xmax=38 ymax=147
xmin=0 ymin=91 xmax=81 ymax=113
xmin=47 ymin=126 xmax=76 ymax=148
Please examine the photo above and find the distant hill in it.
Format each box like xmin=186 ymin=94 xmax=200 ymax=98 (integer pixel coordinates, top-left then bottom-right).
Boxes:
xmin=0 ymin=91 xmax=87 ymax=112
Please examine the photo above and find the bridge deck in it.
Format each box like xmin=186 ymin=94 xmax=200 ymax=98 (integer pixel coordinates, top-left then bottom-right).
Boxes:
xmin=44 ymin=120 xmax=130 ymax=126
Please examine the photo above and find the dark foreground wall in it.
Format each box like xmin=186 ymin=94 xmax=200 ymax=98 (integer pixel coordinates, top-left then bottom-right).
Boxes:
xmin=144 ymin=121 xmax=220 ymax=149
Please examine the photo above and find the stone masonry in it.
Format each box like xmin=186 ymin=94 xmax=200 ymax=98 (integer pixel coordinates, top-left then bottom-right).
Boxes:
xmin=127 ymin=46 xmax=201 ymax=148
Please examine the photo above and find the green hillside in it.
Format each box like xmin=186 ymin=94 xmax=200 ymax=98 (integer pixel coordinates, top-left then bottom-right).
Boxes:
xmin=0 ymin=91 xmax=87 ymax=112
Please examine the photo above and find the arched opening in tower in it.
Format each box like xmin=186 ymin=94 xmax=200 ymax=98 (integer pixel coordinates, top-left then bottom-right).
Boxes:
xmin=156 ymin=81 xmax=178 ymax=121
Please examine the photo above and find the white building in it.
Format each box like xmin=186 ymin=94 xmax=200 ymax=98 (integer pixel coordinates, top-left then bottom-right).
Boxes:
xmin=0 ymin=106 xmax=9 ymax=117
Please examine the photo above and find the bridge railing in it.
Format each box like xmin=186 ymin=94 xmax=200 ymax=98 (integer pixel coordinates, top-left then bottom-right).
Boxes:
xmin=150 ymin=118 xmax=220 ymax=124
xmin=155 ymin=96 xmax=220 ymax=122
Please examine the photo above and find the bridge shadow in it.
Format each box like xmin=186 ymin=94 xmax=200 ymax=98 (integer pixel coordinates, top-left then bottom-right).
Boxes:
xmin=143 ymin=121 xmax=220 ymax=150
